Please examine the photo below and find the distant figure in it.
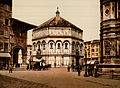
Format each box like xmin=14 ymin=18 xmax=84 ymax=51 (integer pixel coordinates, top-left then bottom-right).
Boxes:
xmin=67 ymin=65 xmax=70 ymax=72
xmin=54 ymin=63 xmax=56 ymax=68
xmin=78 ymin=65 xmax=81 ymax=76
xmin=71 ymin=64 xmax=74 ymax=72
xmin=9 ymin=65 xmax=12 ymax=73
xmin=27 ymin=64 xmax=29 ymax=70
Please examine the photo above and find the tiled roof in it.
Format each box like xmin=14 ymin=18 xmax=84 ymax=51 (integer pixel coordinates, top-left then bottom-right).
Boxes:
xmin=34 ymin=9 xmax=83 ymax=32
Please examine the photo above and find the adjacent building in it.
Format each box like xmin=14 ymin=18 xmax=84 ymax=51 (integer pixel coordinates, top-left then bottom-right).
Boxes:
xmin=84 ymin=40 xmax=100 ymax=64
xmin=0 ymin=0 xmax=36 ymax=68
xmin=0 ymin=0 xmax=12 ymax=69
xmin=32 ymin=8 xmax=84 ymax=67
xmin=100 ymin=0 xmax=120 ymax=65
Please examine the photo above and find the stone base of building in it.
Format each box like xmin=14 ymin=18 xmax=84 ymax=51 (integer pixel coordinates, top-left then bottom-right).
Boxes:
xmin=32 ymin=55 xmax=83 ymax=68
xmin=98 ymin=64 xmax=120 ymax=73
xmin=103 ymin=58 xmax=120 ymax=65
xmin=101 ymin=68 xmax=120 ymax=73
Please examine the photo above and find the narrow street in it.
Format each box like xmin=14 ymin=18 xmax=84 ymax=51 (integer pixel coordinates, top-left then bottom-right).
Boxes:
xmin=0 ymin=68 xmax=120 ymax=88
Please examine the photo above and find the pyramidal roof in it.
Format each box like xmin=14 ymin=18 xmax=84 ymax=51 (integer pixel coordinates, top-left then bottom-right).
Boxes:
xmin=35 ymin=8 xmax=83 ymax=32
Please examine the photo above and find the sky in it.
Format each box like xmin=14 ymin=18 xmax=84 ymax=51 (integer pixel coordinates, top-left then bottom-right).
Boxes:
xmin=13 ymin=0 xmax=100 ymax=45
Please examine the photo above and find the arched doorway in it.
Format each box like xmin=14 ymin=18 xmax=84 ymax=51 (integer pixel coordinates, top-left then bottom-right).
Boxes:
xmin=12 ymin=46 xmax=25 ymax=67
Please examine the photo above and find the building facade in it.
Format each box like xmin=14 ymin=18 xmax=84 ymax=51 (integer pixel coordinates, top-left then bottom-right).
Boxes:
xmin=0 ymin=0 xmax=12 ymax=69
xmin=84 ymin=40 xmax=100 ymax=64
xmin=100 ymin=0 xmax=120 ymax=65
xmin=27 ymin=45 xmax=32 ymax=64
xmin=0 ymin=0 xmax=36 ymax=68
xmin=32 ymin=9 xmax=84 ymax=67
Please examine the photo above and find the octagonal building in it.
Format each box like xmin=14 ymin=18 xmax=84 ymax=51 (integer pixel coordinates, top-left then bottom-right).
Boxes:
xmin=32 ymin=8 xmax=84 ymax=67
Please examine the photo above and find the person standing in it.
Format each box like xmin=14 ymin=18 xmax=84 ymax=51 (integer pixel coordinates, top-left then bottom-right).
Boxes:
xmin=67 ymin=65 xmax=70 ymax=72
xmin=71 ymin=64 xmax=74 ymax=72
xmin=9 ymin=65 xmax=12 ymax=73
xmin=78 ymin=65 xmax=81 ymax=76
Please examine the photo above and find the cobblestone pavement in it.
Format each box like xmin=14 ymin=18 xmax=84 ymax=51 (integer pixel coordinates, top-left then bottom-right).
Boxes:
xmin=0 ymin=74 xmax=54 ymax=88
xmin=0 ymin=68 xmax=120 ymax=88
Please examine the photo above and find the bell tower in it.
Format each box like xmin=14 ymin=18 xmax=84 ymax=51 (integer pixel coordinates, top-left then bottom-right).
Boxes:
xmin=100 ymin=0 xmax=120 ymax=65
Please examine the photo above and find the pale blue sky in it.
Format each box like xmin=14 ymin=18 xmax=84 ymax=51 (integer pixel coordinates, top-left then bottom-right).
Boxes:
xmin=13 ymin=0 xmax=100 ymax=45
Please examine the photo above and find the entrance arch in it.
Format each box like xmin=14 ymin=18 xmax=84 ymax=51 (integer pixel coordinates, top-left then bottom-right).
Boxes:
xmin=12 ymin=46 xmax=25 ymax=67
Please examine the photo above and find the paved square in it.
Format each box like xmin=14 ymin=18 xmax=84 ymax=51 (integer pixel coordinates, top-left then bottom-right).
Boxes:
xmin=0 ymin=68 xmax=120 ymax=88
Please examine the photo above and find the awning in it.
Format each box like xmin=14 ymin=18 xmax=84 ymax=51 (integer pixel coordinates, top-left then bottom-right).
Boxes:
xmin=0 ymin=53 xmax=11 ymax=58
xmin=87 ymin=61 xmax=91 ymax=64
xmin=91 ymin=61 xmax=95 ymax=64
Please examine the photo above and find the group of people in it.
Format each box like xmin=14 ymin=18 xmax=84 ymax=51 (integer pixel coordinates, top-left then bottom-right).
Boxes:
xmin=67 ymin=64 xmax=97 ymax=77
xmin=67 ymin=64 xmax=82 ymax=76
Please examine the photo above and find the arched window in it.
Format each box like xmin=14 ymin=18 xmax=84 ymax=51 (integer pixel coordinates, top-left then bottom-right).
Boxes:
xmin=43 ymin=43 xmax=45 ymax=50
xmin=42 ymin=40 xmax=46 ymax=50
xmin=57 ymin=43 xmax=60 ymax=49
xmin=38 ymin=44 xmax=40 ymax=51
xmin=80 ymin=43 xmax=83 ymax=51
xmin=65 ymin=43 xmax=68 ymax=49
xmin=50 ymin=43 xmax=53 ymax=49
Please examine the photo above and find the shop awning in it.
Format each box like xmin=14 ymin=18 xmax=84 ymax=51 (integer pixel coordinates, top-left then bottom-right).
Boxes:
xmin=87 ymin=61 xmax=91 ymax=64
xmin=91 ymin=61 xmax=95 ymax=64
xmin=0 ymin=53 xmax=11 ymax=58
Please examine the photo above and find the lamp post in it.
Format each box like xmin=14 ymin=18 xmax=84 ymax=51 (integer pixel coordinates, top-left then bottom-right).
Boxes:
xmin=84 ymin=46 xmax=87 ymax=77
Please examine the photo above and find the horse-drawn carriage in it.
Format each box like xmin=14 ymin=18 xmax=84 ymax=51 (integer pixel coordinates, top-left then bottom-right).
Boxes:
xmin=30 ymin=59 xmax=51 ymax=70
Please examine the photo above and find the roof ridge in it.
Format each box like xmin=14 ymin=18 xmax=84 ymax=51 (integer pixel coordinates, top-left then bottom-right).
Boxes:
xmin=37 ymin=17 xmax=55 ymax=29
xmin=34 ymin=15 xmax=83 ymax=32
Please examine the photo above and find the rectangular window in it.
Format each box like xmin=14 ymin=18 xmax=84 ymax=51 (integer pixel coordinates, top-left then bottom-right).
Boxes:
xmin=91 ymin=45 xmax=94 ymax=48
xmin=96 ymin=53 xmax=98 ymax=56
xmin=96 ymin=44 xmax=99 ymax=47
xmin=88 ymin=46 xmax=90 ymax=49
xmin=0 ymin=42 xmax=3 ymax=50
xmin=92 ymin=49 xmax=94 ymax=52
xmin=5 ymin=19 xmax=9 ymax=25
xmin=4 ymin=43 xmax=8 ymax=52
xmin=4 ymin=29 xmax=9 ymax=38
xmin=0 ymin=30 xmax=4 ymax=35
xmin=5 ymin=4 xmax=10 ymax=11
xmin=96 ymin=48 xmax=98 ymax=52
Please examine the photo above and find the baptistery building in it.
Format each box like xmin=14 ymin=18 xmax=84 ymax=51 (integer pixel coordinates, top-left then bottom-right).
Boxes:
xmin=32 ymin=8 xmax=84 ymax=67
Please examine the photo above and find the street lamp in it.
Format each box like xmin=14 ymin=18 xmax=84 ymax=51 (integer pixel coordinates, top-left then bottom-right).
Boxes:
xmin=84 ymin=46 xmax=87 ymax=77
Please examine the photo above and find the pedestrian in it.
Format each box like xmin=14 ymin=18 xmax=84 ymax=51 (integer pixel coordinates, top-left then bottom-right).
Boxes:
xmin=78 ymin=65 xmax=81 ymax=76
xmin=9 ymin=65 xmax=12 ymax=73
xmin=71 ymin=64 xmax=74 ymax=72
xmin=27 ymin=64 xmax=29 ymax=70
xmin=67 ymin=65 xmax=70 ymax=72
